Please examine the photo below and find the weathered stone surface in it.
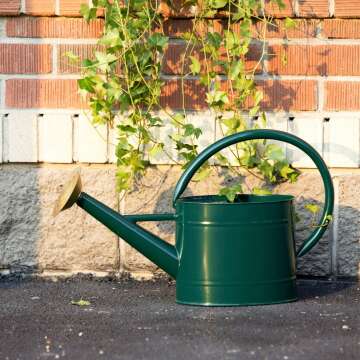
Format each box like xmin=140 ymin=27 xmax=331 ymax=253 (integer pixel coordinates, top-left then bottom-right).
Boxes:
xmin=276 ymin=172 xmax=331 ymax=276
xmin=0 ymin=165 xmax=119 ymax=272
xmin=337 ymin=175 xmax=360 ymax=277
xmin=2 ymin=164 xmax=358 ymax=279
xmin=123 ymin=167 xmax=331 ymax=277
xmin=0 ymin=166 xmax=39 ymax=269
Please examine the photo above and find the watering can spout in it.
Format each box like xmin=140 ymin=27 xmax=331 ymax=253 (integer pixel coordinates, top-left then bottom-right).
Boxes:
xmin=53 ymin=170 xmax=179 ymax=278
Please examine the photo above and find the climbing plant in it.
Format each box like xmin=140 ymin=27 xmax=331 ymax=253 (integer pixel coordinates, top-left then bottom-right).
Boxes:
xmin=69 ymin=0 xmax=300 ymax=200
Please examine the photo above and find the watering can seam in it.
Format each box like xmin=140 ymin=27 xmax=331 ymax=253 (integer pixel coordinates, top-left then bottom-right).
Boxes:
xmin=177 ymin=277 xmax=297 ymax=286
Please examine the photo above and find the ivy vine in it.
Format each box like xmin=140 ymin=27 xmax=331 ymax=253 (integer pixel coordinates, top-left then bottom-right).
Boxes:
xmin=68 ymin=0 xmax=300 ymax=200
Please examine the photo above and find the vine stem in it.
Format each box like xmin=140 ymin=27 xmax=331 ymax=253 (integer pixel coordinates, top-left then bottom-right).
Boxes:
xmin=78 ymin=0 xmax=299 ymax=197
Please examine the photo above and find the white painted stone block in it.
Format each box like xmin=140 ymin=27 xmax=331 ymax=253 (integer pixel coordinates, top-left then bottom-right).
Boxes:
xmin=324 ymin=115 xmax=360 ymax=168
xmin=288 ymin=116 xmax=323 ymax=168
xmin=6 ymin=111 xmax=38 ymax=163
xmin=0 ymin=113 xmax=4 ymax=163
xmin=74 ymin=113 xmax=108 ymax=163
xmin=38 ymin=113 xmax=73 ymax=163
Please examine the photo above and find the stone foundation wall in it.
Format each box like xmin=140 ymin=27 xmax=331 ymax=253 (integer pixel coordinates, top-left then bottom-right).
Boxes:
xmin=0 ymin=164 xmax=359 ymax=280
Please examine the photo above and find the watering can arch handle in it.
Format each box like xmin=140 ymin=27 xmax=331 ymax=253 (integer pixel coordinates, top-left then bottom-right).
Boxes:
xmin=172 ymin=129 xmax=334 ymax=258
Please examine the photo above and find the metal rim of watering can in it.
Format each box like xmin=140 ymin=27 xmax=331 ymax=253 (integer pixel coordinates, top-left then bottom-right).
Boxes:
xmin=172 ymin=129 xmax=334 ymax=258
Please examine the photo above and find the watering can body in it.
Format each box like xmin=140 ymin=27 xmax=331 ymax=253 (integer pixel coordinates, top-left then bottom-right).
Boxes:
xmin=174 ymin=194 xmax=297 ymax=305
xmin=54 ymin=129 xmax=334 ymax=306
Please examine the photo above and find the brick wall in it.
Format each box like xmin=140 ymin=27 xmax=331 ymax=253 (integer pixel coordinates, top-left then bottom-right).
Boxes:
xmin=0 ymin=1 xmax=359 ymax=165
xmin=1 ymin=3 xmax=360 ymax=113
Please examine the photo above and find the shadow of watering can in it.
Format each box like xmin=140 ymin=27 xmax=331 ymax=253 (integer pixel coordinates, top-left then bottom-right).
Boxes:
xmin=53 ymin=130 xmax=334 ymax=306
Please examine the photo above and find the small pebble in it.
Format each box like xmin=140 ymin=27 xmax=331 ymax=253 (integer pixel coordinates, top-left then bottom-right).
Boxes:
xmin=342 ymin=325 xmax=350 ymax=330
xmin=78 ymin=332 xmax=83 ymax=337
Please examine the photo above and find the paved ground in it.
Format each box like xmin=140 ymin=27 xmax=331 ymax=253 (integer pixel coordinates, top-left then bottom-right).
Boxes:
xmin=0 ymin=277 xmax=359 ymax=360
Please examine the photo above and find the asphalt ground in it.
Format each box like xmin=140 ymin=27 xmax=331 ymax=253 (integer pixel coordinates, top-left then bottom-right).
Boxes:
xmin=0 ymin=277 xmax=359 ymax=360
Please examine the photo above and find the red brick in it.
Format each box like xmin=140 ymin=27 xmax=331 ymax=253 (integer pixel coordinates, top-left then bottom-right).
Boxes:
xmin=0 ymin=0 xmax=20 ymax=15
xmin=0 ymin=44 xmax=52 ymax=74
xmin=163 ymin=18 xmax=318 ymax=40
xmin=323 ymin=19 xmax=360 ymax=38
xmin=325 ymin=82 xmax=360 ymax=110
xmin=253 ymin=19 xmax=318 ymax=39
xmin=163 ymin=19 xmax=193 ymax=37
xmin=157 ymin=0 xmax=194 ymax=18
xmin=258 ymin=80 xmax=317 ymax=111
xmin=58 ymin=44 xmax=103 ymax=74
xmin=59 ymin=0 xmax=87 ymax=16
xmin=334 ymin=0 xmax=360 ymax=18
xmin=264 ymin=0 xmax=295 ymax=18
xmin=25 ymin=0 xmax=55 ymax=16
xmin=6 ymin=79 xmax=85 ymax=109
xmin=6 ymin=17 xmax=103 ymax=38
xmin=221 ymin=79 xmax=317 ymax=111
xmin=160 ymin=80 xmax=207 ymax=110
xmin=162 ymin=18 xmax=215 ymax=37
xmin=268 ymin=45 xmax=360 ymax=76
xmin=298 ymin=0 xmax=329 ymax=18
xmin=163 ymin=43 xmax=262 ymax=75
xmin=160 ymin=79 xmax=316 ymax=111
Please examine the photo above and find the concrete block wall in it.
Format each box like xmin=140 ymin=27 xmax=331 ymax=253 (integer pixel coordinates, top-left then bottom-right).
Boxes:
xmin=0 ymin=1 xmax=359 ymax=279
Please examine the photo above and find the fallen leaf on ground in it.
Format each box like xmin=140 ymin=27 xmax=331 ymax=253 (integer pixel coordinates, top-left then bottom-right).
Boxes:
xmin=71 ymin=299 xmax=91 ymax=306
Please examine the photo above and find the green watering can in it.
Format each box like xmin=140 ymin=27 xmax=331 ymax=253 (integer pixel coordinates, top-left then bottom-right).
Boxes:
xmin=54 ymin=129 xmax=334 ymax=306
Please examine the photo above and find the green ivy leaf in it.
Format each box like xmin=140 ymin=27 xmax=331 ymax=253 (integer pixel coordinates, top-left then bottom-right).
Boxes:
xmin=224 ymin=30 xmax=238 ymax=50
xmin=273 ymin=0 xmax=286 ymax=10
xmin=192 ymin=167 xmax=211 ymax=182
xmin=149 ymin=143 xmax=164 ymax=157
xmin=183 ymin=124 xmax=202 ymax=138
xmin=252 ymin=187 xmax=272 ymax=195
xmin=281 ymin=51 xmax=288 ymax=66
xmin=229 ymin=61 xmax=243 ymax=80
xmin=189 ymin=56 xmax=201 ymax=75
xmin=80 ymin=4 xmax=97 ymax=22
xmin=99 ymin=28 xmax=121 ymax=47
xmin=148 ymin=33 xmax=169 ymax=51
xmin=284 ymin=17 xmax=297 ymax=30
xmin=71 ymin=299 xmax=91 ymax=307
xmin=64 ymin=51 xmax=79 ymax=64
xmin=78 ymin=77 xmax=96 ymax=94
xmin=253 ymin=90 xmax=263 ymax=106
xmin=95 ymin=51 xmax=117 ymax=72
xmin=206 ymin=32 xmax=222 ymax=50
xmin=206 ymin=91 xmax=229 ymax=107
xmin=305 ymin=204 xmax=320 ymax=214
xmin=219 ymin=184 xmax=243 ymax=202
xmin=265 ymin=144 xmax=285 ymax=161
xmin=210 ymin=0 xmax=228 ymax=9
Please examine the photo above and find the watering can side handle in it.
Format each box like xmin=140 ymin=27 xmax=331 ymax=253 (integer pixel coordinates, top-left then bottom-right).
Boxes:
xmin=172 ymin=129 xmax=334 ymax=258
